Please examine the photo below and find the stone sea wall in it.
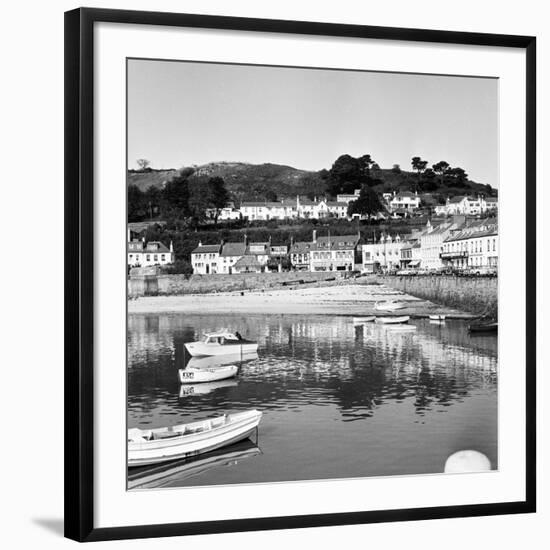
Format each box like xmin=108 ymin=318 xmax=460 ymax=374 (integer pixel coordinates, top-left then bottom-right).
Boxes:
xmin=128 ymin=270 xmax=354 ymax=297
xmin=380 ymin=275 xmax=498 ymax=317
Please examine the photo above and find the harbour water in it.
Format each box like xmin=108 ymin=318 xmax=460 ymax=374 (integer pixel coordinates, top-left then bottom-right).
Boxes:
xmin=127 ymin=313 xmax=498 ymax=488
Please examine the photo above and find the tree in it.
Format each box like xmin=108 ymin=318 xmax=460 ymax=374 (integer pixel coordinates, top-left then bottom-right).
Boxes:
xmin=358 ymin=154 xmax=375 ymax=179
xmin=161 ymin=174 xmax=190 ymax=221
xmin=136 ymin=158 xmax=151 ymax=171
xmin=208 ymin=176 xmax=230 ymax=223
xmin=326 ymin=154 xmax=363 ymax=196
xmin=432 ymin=160 xmax=450 ymax=186
xmin=128 ymin=184 xmax=146 ymax=221
xmin=411 ymin=156 xmax=428 ymax=177
xmin=347 ymin=185 xmax=384 ymax=218
xmin=391 ymin=164 xmax=401 ymax=174
xmin=447 ymin=167 xmax=468 ymax=187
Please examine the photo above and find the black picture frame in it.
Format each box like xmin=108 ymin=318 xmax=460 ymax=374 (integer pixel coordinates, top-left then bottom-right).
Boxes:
xmin=65 ymin=7 xmax=536 ymax=543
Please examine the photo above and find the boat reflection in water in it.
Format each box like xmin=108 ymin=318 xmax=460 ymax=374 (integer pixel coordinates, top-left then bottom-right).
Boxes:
xmin=179 ymin=379 xmax=239 ymax=397
xmin=128 ymin=439 xmax=262 ymax=490
xmin=185 ymin=351 xmax=259 ymax=370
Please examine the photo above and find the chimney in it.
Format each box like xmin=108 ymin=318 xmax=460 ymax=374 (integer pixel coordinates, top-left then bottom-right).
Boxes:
xmin=170 ymin=241 xmax=174 ymax=253
xmin=198 ymin=240 xmax=202 ymax=247
xmin=127 ymin=228 xmax=131 ymax=242
xmin=312 ymin=230 xmax=317 ymax=243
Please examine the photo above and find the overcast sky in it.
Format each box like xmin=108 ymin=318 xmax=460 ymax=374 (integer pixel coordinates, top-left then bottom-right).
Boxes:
xmin=128 ymin=59 xmax=498 ymax=188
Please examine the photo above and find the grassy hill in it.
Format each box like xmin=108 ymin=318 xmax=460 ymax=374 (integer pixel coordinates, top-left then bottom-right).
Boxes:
xmin=127 ymin=162 xmax=496 ymax=203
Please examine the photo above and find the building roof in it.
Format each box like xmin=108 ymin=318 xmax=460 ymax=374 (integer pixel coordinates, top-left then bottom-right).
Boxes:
xmin=220 ymin=242 xmax=247 ymax=257
xmin=313 ymin=234 xmax=359 ymax=251
xmin=290 ymin=242 xmax=313 ymax=254
xmin=144 ymin=241 xmax=170 ymax=253
xmin=246 ymin=242 xmax=269 ymax=255
xmin=326 ymin=201 xmax=348 ymax=207
xmin=485 ymin=196 xmax=498 ymax=203
xmin=191 ymin=244 xmax=221 ymax=254
xmin=393 ymin=191 xmax=416 ymax=199
xmin=449 ymin=195 xmax=466 ymax=204
xmin=233 ymin=255 xmax=262 ymax=268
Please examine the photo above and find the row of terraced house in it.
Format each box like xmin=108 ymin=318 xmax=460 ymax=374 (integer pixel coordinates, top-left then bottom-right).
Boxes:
xmin=361 ymin=217 xmax=498 ymax=273
xmin=191 ymin=230 xmax=361 ymax=274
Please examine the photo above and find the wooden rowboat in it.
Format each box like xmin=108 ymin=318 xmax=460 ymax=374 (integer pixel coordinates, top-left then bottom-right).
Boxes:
xmin=375 ymin=316 xmax=410 ymax=324
xmin=178 ymin=365 xmax=238 ymax=384
xmin=128 ymin=409 xmax=262 ymax=467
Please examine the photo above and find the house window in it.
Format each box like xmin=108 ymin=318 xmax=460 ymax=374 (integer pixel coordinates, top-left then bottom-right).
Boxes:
xmin=161 ymin=255 xmax=165 ymax=261
xmin=146 ymin=255 xmax=151 ymax=261
xmin=154 ymin=255 xmax=158 ymax=261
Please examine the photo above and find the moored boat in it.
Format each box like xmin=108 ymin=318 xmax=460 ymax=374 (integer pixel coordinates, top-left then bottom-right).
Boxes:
xmin=468 ymin=322 xmax=498 ymax=334
xmin=128 ymin=409 xmax=263 ymax=467
xmin=375 ymin=315 xmax=410 ymax=324
xmin=429 ymin=314 xmax=446 ymax=321
xmin=374 ymin=300 xmax=406 ymax=312
xmin=353 ymin=316 xmax=376 ymax=324
xmin=178 ymin=365 xmax=238 ymax=384
xmin=185 ymin=330 xmax=258 ymax=357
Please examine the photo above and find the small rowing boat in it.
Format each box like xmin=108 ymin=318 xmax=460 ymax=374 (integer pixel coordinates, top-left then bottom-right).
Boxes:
xmin=468 ymin=322 xmax=498 ymax=334
xmin=353 ymin=316 xmax=376 ymax=324
xmin=374 ymin=300 xmax=406 ymax=312
xmin=178 ymin=365 xmax=238 ymax=384
xmin=429 ymin=314 xmax=446 ymax=321
xmin=185 ymin=330 xmax=258 ymax=357
xmin=128 ymin=409 xmax=262 ymax=467
xmin=375 ymin=316 xmax=410 ymax=324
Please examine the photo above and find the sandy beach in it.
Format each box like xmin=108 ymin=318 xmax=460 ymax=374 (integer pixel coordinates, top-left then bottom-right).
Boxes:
xmin=128 ymin=283 xmax=474 ymax=318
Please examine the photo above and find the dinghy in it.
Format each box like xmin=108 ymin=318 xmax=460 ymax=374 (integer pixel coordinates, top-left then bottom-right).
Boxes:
xmin=185 ymin=330 xmax=258 ymax=357
xmin=374 ymin=301 xmax=406 ymax=312
xmin=375 ymin=315 xmax=410 ymax=324
xmin=429 ymin=314 xmax=446 ymax=321
xmin=128 ymin=409 xmax=263 ymax=467
xmin=353 ymin=316 xmax=376 ymax=324
xmin=178 ymin=365 xmax=238 ymax=384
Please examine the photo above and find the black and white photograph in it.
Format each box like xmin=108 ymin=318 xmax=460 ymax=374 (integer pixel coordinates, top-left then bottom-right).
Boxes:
xmin=126 ymin=58 xmax=500 ymax=488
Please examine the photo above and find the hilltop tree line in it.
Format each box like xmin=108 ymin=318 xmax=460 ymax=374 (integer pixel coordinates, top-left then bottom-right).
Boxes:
xmin=128 ymin=167 xmax=230 ymax=225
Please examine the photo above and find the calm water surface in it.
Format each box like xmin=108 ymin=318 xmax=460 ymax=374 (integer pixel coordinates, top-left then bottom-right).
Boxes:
xmin=127 ymin=313 xmax=497 ymax=488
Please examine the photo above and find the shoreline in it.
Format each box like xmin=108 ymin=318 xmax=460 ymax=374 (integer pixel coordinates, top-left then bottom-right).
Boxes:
xmin=128 ymin=284 xmax=476 ymax=318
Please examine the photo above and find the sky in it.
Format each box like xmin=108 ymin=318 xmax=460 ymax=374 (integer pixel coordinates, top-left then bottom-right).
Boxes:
xmin=127 ymin=59 xmax=498 ymax=188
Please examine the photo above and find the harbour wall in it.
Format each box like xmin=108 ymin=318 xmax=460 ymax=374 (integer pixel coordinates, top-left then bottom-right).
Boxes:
xmin=128 ymin=270 xmax=356 ymax=297
xmin=379 ymin=275 xmax=498 ymax=317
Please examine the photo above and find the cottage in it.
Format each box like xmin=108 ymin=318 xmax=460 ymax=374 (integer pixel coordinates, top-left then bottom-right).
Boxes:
xmin=128 ymin=239 xmax=174 ymax=268
xmin=190 ymin=242 xmax=221 ymax=274
xmin=310 ymin=231 xmax=359 ymax=272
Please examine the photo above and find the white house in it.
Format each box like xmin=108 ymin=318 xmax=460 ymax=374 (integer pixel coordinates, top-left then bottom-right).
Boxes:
xmin=361 ymin=234 xmax=403 ymax=273
xmin=128 ymin=239 xmax=174 ymax=268
xmin=388 ymin=191 xmax=421 ymax=213
xmin=438 ymin=195 xmax=498 ymax=216
xmin=336 ymin=189 xmax=361 ymax=203
xmin=190 ymin=243 xmax=221 ymax=274
xmin=419 ymin=220 xmax=463 ymax=270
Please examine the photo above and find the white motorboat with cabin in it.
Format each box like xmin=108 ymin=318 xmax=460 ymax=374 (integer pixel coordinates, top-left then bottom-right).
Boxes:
xmin=186 ymin=351 xmax=258 ymax=370
xmin=429 ymin=314 xmax=446 ymax=321
xmin=184 ymin=330 xmax=258 ymax=357
xmin=128 ymin=409 xmax=262 ymax=467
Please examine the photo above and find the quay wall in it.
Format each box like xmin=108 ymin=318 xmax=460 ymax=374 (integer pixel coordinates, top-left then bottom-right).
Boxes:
xmin=128 ymin=270 xmax=355 ymax=297
xmin=379 ymin=275 xmax=498 ymax=317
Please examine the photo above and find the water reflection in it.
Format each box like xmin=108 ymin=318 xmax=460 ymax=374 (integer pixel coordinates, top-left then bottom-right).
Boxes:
xmin=128 ymin=313 xmax=497 ymax=486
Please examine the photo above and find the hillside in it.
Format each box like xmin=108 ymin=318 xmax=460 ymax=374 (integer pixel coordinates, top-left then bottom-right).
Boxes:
xmin=127 ymin=161 xmax=496 ymax=203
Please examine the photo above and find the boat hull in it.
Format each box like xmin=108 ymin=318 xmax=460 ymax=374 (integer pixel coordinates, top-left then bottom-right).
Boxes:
xmin=468 ymin=323 xmax=498 ymax=333
xmin=353 ymin=316 xmax=376 ymax=324
xmin=375 ymin=316 xmax=410 ymax=324
xmin=178 ymin=365 xmax=238 ymax=384
xmin=185 ymin=341 xmax=258 ymax=357
xmin=128 ymin=410 xmax=262 ymax=467
xmin=374 ymin=302 xmax=406 ymax=311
